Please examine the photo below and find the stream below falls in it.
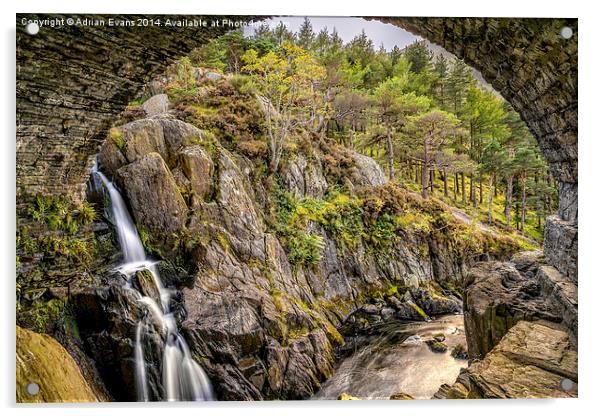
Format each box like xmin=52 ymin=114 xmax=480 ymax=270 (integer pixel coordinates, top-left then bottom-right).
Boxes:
xmin=313 ymin=314 xmax=468 ymax=400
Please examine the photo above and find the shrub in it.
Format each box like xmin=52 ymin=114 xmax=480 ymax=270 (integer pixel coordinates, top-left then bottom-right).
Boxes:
xmin=285 ymin=230 xmax=325 ymax=271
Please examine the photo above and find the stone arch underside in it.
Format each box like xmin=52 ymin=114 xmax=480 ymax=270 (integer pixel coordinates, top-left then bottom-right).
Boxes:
xmin=16 ymin=15 xmax=577 ymax=278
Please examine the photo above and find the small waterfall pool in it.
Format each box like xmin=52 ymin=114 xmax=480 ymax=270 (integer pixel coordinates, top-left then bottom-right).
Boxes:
xmin=93 ymin=165 xmax=214 ymax=402
xmin=313 ymin=314 xmax=468 ymax=400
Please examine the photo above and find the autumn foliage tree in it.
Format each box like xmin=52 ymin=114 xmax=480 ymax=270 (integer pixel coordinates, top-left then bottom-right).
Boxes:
xmin=242 ymin=42 xmax=327 ymax=173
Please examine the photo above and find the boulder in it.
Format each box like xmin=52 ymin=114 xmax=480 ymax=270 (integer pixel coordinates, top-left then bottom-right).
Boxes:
xmin=410 ymin=287 xmax=462 ymax=316
xmin=352 ymin=153 xmax=386 ymax=187
xmin=98 ymin=117 xmax=207 ymax=177
xmin=544 ymin=215 xmax=577 ymax=282
xmin=117 ymin=119 xmax=169 ymax=169
xmin=205 ymin=71 xmax=222 ymax=81
xmin=118 ymin=152 xmax=188 ymax=238
xmin=463 ymin=260 xmax=561 ymax=358
xmin=451 ymin=344 xmax=469 ymax=360
xmin=426 ymin=339 xmax=448 ymax=353
xmin=16 ymin=326 xmax=98 ymax=403
xmin=338 ymin=392 xmax=360 ymax=400
xmin=389 ymin=392 xmax=414 ymax=400
xmin=281 ymin=155 xmax=328 ymax=198
xmin=142 ymin=94 xmax=170 ymax=117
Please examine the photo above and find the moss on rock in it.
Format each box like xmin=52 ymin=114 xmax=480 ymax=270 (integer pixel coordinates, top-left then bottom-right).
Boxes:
xmin=16 ymin=326 xmax=98 ymax=403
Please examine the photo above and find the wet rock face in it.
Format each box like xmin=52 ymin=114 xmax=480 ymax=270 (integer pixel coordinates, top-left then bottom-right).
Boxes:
xmin=338 ymin=284 xmax=462 ymax=339
xmin=435 ymin=321 xmax=578 ymax=399
xmin=463 ymin=251 xmax=577 ymax=359
xmin=68 ymin=284 xmax=146 ymax=402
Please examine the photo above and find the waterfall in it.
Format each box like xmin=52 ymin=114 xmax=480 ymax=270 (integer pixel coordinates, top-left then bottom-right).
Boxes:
xmin=93 ymin=163 xmax=214 ymax=402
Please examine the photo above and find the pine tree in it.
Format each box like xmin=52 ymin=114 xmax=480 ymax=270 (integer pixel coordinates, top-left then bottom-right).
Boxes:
xmin=298 ymin=17 xmax=315 ymax=50
xmin=446 ymin=59 xmax=473 ymax=113
xmin=405 ymin=110 xmax=462 ymax=198
xmin=404 ymin=40 xmax=433 ymax=74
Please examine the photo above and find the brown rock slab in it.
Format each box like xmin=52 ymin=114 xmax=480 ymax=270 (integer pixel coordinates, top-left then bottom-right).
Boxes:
xmin=16 ymin=326 xmax=98 ymax=403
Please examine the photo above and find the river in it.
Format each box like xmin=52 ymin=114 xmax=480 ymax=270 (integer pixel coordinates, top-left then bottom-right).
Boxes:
xmin=313 ymin=314 xmax=468 ymax=400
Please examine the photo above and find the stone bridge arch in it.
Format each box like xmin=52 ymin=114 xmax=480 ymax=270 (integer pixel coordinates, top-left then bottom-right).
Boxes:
xmin=16 ymin=15 xmax=577 ymax=277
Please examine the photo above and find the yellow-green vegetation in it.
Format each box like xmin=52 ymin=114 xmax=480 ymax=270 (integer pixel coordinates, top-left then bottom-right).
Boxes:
xmin=182 ymin=131 xmax=219 ymax=156
xmin=109 ymin=128 xmax=125 ymax=153
xmin=18 ymin=296 xmax=81 ymax=340
xmin=406 ymin=174 xmax=547 ymax=242
xmin=410 ymin=302 xmax=429 ymax=320
xmin=271 ymin=177 xmax=525 ymax=272
xmin=185 ymin=22 xmax=556 ymax=247
xmin=31 ymin=299 xmax=64 ymax=333
xmin=338 ymin=392 xmax=360 ymax=400
xmin=390 ymin=392 xmax=415 ymax=400
xmin=16 ymin=326 xmax=98 ymax=403
xmin=18 ymin=195 xmax=97 ymax=267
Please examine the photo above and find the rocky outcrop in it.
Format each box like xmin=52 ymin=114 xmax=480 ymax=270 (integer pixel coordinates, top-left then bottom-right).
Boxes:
xmin=16 ymin=13 xmax=259 ymax=204
xmin=340 ymin=284 xmax=462 ymax=335
xmin=74 ymin=105 xmax=518 ymax=400
xmin=352 ymin=153 xmax=387 ymax=187
xmin=119 ymin=153 xmax=188 ymax=237
xmin=17 ymin=16 xmax=577 ymax=210
xmin=281 ymin=155 xmax=328 ymax=198
xmin=435 ymin=321 xmax=577 ymax=399
xmin=544 ymin=215 xmax=577 ymax=282
xmin=16 ymin=326 xmax=99 ymax=403
xmin=436 ymin=249 xmax=578 ymax=400
xmin=463 ymin=251 xmax=577 ymax=358
xmin=68 ymin=284 xmax=158 ymax=401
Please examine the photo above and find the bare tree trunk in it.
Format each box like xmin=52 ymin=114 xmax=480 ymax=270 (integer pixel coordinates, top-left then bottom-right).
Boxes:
xmin=386 ymin=130 xmax=395 ymax=181
xmin=469 ymin=175 xmax=473 ymax=202
xmin=415 ymin=162 xmax=420 ymax=183
xmin=521 ymin=176 xmax=526 ymax=235
xmin=479 ymin=179 xmax=483 ymax=204
xmin=471 ymin=175 xmax=477 ymax=208
xmin=461 ymin=172 xmax=466 ymax=204
xmin=488 ymin=173 xmax=495 ymax=224
xmin=430 ymin=170 xmax=434 ymax=193
xmin=453 ymin=173 xmax=457 ymax=202
xmin=421 ymin=143 xmax=429 ymax=198
xmin=443 ymin=169 xmax=448 ymax=197
xmin=505 ymin=175 xmax=514 ymax=226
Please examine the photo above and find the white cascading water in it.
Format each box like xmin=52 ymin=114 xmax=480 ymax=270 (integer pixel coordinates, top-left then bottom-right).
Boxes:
xmin=93 ymin=163 xmax=214 ymax=401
